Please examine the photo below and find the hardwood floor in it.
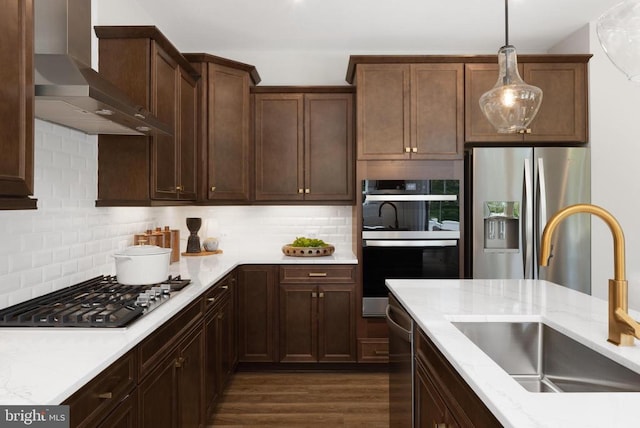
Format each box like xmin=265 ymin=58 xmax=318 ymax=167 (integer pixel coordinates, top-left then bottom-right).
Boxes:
xmin=207 ymin=371 xmax=390 ymax=427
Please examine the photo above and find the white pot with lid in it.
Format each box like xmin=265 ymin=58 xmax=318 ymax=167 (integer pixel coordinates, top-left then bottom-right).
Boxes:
xmin=112 ymin=245 xmax=171 ymax=285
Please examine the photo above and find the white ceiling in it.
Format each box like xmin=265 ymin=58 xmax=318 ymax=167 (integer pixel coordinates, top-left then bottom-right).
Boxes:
xmin=133 ymin=0 xmax=620 ymax=54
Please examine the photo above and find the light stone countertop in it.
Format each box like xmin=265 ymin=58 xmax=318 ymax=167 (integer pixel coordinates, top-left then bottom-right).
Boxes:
xmin=386 ymin=278 xmax=640 ymax=428
xmin=0 ymin=247 xmax=356 ymax=405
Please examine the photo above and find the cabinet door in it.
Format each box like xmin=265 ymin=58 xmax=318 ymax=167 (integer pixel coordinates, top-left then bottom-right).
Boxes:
xmin=318 ymin=284 xmax=356 ymax=362
xmin=254 ymin=94 xmax=304 ymax=201
xmin=151 ymin=44 xmax=178 ymax=199
xmin=207 ymin=64 xmax=251 ymax=201
xmin=356 ymin=64 xmax=410 ymax=159
xmin=177 ymin=328 xmax=204 ymax=428
xmin=279 ymin=284 xmax=317 ymax=362
xmin=203 ymin=307 xmax=220 ymax=416
xmin=523 ymin=62 xmax=587 ymax=143
xmin=304 ymin=93 xmax=354 ymax=201
xmin=178 ymin=68 xmax=197 ymax=200
xmin=0 ymin=0 xmax=35 ymax=208
xmin=464 ymin=63 xmax=523 ymax=143
xmin=138 ymin=353 xmax=176 ymax=428
xmin=237 ymin=265 xmax=279 ymax=362
xmin=412 ymin=64 xmax=463 ymax=159
xmin=414 ymin=360 xmax=455 ymax=428
xmin=219 ymin=292 xmax=236 ymax=386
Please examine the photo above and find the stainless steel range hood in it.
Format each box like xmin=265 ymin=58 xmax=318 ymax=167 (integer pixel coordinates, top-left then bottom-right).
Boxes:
xmin=34 ymin=0 xmax=171 ymax=136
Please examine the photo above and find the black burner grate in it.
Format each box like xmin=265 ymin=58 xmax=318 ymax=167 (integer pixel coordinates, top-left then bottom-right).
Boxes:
xmin=0 ymin=275 xmax=190 ymax=328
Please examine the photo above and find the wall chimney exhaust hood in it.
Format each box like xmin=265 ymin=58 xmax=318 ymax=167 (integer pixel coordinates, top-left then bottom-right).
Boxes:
xmin=34 ymin=0 xmax=171 ymax=136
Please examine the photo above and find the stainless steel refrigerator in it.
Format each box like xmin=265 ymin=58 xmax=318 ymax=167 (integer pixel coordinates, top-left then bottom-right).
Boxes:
xmin=466 ymin=147 xmax=591 ymax=294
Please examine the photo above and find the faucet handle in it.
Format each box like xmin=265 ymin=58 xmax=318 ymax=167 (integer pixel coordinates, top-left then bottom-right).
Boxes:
xmin=614 ymin=308 xmax=640 ymax=339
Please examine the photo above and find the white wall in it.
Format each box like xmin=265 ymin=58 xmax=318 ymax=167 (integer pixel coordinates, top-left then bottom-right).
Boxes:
xmin=551 ymin=24 xmax=640 ymax=309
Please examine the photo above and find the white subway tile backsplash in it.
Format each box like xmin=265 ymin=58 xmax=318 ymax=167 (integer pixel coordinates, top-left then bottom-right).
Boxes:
xmin=0 ymin=121 xmax=353 ymax=309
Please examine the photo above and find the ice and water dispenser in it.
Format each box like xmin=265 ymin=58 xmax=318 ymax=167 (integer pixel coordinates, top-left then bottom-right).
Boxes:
xmin=484 ymin=201 xmax=519 ymax=251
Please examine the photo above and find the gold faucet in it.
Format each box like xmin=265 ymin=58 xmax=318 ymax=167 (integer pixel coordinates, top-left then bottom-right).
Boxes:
xmin=540 ymin=203 xmax=640 ymax=346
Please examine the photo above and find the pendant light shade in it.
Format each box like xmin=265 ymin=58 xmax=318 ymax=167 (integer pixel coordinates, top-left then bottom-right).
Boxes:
xmin=597 ymin=0 xmax=640 ymax=81
xmin=479 ymin=0 xmax=543 ymax=133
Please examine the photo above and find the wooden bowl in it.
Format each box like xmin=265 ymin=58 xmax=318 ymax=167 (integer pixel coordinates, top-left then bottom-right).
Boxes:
xmin=282 ymin=244 xmax=335 ymax=257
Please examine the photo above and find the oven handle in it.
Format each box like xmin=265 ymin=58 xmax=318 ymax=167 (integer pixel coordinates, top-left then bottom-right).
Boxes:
xmin=386 ymin=304 xmax=413 ymax=343
xmin=364 ymin=240 xmax=458 ymax=247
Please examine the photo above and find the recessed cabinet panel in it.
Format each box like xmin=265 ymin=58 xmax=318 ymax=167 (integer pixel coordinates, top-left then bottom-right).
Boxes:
xmin=413 ymin=64 xmax=464 ymax=159
xmin=524 ymin=62 xmax=587 ymax=142
xmin=207 ymin=65 xmax=251 ymax=201
xmin=254 ymin=94 xmax=304 ymax=201
xmin=357 ymin=64 xmax=410 ymax=159
xmin=0 ymin=0 xmax=35 ymax=208
xmin=305 ymin=94 xmax=354 ymax=201
xmin=179 ymin=69 xmax=197 ymax=200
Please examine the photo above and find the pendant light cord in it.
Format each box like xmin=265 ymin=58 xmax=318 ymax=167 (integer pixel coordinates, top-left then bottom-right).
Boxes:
xmin=504 ymin=0 xmax=509 ymax=46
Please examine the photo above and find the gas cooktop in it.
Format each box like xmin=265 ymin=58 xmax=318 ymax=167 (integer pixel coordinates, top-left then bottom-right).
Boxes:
xmin=0 ymin=275 xmax=191 ymax=328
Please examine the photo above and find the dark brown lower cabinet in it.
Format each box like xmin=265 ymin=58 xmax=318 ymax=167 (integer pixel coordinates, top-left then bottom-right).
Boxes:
xmin=279 ymin=283 xmax=356 ymax=362
xmin=237 ymin=265 xmax=279 ymax=362
xmin=204 ymin=272 xmax=237 ymax=418
xmin=138 ymin=325 xmax=204 ymax=428
xmin=414 ymin=327 xmax=501 ymax=428
xmin=278 ymin=265 xmax=357 ymax=363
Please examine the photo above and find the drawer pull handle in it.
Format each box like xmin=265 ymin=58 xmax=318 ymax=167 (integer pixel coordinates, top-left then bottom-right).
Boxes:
xmin=98 ymin=392 xmax=113 ymax=399
xmin=308 ymin=272 xmax=327 ymax=277
xmin=374 ymin=350 xmax=389 ymax=356
xmin=221 ymin=285 xmax=229 ymax=290
xmin=175 ymin=357 xmax=186 ymax=368
xmin=207 ymin=297 xmax=216 ymax=303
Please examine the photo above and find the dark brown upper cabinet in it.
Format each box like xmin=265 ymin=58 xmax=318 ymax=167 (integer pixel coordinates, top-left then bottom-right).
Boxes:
xmin=184 ymin=54 xmax=260 ymax=204
xmin=351 ymin=62 xmax=464 ymax=160
xmin=253 ymin=87 xmax=355 ymax=204
xmin=94 ymin=26 xmax=200 ymax=206
xmin=0 ymin=0 xmax=36 ymax=209
xmin=465 ymin=57 xmax=590 ymax=144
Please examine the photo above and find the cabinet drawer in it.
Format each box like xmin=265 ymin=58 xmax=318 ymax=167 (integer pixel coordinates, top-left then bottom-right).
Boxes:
xmin=358 ymin=338 xmax=389 ymax=362
xmin=138 ymin=299 xmax=203 ymax=378
xmin=280 ymin=265 xmax=356 ymax=283
xmin=204 ymin=273 xmax=233 ymax=312
xmin=64 ymin=351 xmax=136 ymax=428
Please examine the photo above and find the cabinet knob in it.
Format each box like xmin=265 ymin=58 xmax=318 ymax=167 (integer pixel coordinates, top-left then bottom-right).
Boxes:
xmin=176 ymin=185 xmax=184 ymax=191
xmin=319 ymin=292 xmax=324 ymax=298
xmin=97 ymin=392 xmax=113 ymax=400
xmin=305 ymin=188 xmax=310 ymax=194
xmin=412 ymin=147 xmax=418 ymax=153
xmin=311 ymin=292 xmax=318 ymax=298
xmin=298 ymin=188 xmax=304 ymax=194
xmin=210 ymin=186 xmax=216 ymax=192
xmin=175 ymin=356 xmax=186 ymax=368
xmin=404 ymin=147 xmax=411 ymax=153
xmin=518 ymin=128 xmax=532 ymax=135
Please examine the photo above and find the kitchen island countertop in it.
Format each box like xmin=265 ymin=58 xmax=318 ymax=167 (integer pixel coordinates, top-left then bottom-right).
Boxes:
xmin=0 ymin=247 xmax=356 ymax=406
xmin=387 ymin=278 xmax=640 ymax=428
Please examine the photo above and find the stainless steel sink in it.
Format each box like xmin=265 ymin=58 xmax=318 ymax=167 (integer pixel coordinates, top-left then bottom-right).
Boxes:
xmin=452 ymin=321 xmax=640 ymax=393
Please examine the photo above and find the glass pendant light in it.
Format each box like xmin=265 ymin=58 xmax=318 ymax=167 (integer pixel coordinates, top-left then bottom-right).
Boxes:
xmin=597 ymin=0 xmax=640 ymax=81
xmin=479 ymin=0 xmax=543 ymax=133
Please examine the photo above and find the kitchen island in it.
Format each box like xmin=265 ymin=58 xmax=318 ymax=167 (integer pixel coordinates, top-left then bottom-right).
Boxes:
xmin=0 ymin=246 xmax=356 ymax=406
xmin=387 ymin=278 xmax=640 ymax=428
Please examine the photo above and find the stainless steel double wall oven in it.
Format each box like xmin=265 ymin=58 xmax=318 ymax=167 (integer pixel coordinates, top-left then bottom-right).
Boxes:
xmin=361 ymin=179 xmax=461 ymax=317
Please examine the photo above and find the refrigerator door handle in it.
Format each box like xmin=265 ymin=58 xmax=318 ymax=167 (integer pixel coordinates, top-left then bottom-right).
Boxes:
xmin=536 ymin=157 xmax=548 ymax=278
xmin=523 ymin=158 xmax=534 ymax=279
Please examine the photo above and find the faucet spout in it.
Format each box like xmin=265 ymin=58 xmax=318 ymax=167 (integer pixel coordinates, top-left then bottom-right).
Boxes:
xmin=378 ymin=201 xmax=399 ymax=230
xmin=540 ymin=203 xmax=639 ymax=346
